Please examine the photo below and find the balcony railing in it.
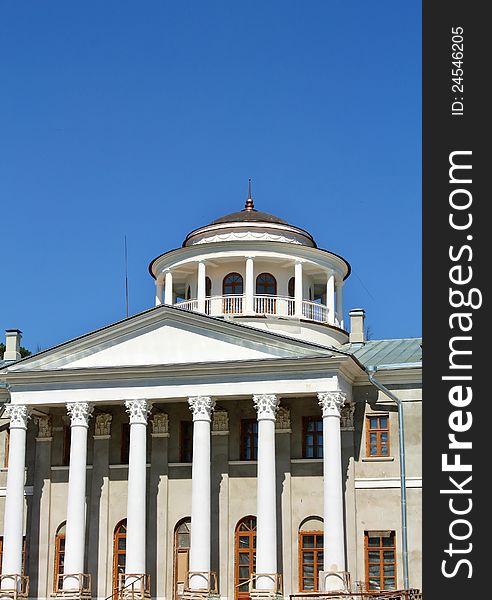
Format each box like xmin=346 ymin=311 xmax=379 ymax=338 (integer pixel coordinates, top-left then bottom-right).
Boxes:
xmin=174 ymin=295 xmax=341 ymax=326
xmin=0 ymin=574 xmax=29 ymax=599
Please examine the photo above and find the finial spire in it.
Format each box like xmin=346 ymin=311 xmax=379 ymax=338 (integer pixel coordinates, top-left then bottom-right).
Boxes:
xmin=245 ymin=178 xmax=254 ymax=211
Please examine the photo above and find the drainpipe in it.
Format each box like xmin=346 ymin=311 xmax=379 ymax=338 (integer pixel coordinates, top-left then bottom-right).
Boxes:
xmin=366 ymin=365 xmax=409 ymax=590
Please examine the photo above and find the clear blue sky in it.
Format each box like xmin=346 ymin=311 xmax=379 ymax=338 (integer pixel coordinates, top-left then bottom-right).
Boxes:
xmin=0 ymin=1 xmax=421 ymax=353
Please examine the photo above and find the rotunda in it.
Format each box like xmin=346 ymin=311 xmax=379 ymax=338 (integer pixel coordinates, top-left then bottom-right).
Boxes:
xmin=149 ymin=184 xmax=351 ymax=347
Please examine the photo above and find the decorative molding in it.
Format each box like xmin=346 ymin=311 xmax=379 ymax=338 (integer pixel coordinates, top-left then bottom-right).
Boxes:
xmin=152 ymin=412 xmax=169 ymax=435
xmin=67 ymin=402 xmax=93 ymax=427
xmin=188 ymin=396 xmax=216 ymax=421
xmin=275 ymin=406 xmax=291 ymax=430
xmin=340 ymin=402 xmax=356 ymax=429
xmin=355 ymin=477 xmax=422 ymax=489
xmin=125 ymin=399 xmax=151 ymax=425
xmin=317 ymin=391 xmax=346 ymax=418
xmin=192 ymin=231 xmax=304 ymax=246
xmin=94 ymin=412 xmax=113 ymax=437
xmin=36 ymin=415 xmax=53 ymax=438
xmin=5 ymin=404 xmax=31 ymax=430
xmin=253 ymin=394 xmax=280 ymax=420
xmin=212 ymin=410 xmax=229 ymax=432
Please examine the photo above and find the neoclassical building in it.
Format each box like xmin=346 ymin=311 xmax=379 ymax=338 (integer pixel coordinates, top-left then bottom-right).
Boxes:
xmin=0 ymin=191 xmax=422 ymax=600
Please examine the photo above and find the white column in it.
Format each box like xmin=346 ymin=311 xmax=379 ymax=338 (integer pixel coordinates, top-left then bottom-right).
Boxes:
xmin=63 ymin=402 xmax=93 ymax=590
xmin=253 ymin=394 xmax=280 ymax=591
xmin=326 ymin=272 xmax=335 ymax=325
xmin=155 ymin=276 xmax=164 ymax=306
xmin=294 ymin=260 xmax=303 ymax=318
xmin=164 ymin=270 xmax=173 ymax=305
xmin=197 ymin=261 xmax=206 ymax=313
xmin=318 ymin=391 xmax=346 ymax=590
xmin=188 ymin=396 xmax=215 ymax=590
xmin=0 ymin=405 xmax=30 ymax=593
xmin=245 ymin=256 xmax=255 ymax=314
xmin=125 ymin=399 xmax=151 ymax=583
xmin=335 ymin=280 xmax=344 ymax=328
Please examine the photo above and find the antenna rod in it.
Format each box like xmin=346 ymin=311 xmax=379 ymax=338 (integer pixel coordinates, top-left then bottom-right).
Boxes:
xmin=124 ymin=235 xmax=129 ymax=318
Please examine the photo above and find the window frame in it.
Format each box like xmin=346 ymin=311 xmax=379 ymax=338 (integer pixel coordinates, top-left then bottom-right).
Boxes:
xmin=302 ymin=416 xmax=324 ymax=459
xmin=298 ymin=530 xmax=324 ymax=592
xmin=365 ymin=414 xmax=390 ymax=457
xmin=223 ymin=272 xmax=244 ymax=296
xmin=240 ymin=418 xmax=258 ymax=461
xmin=255 ymin=273 xmax=277 ymax=296
xmin=113 ymin=520 xmax=127 ymax=600
xmin=364 ymin=530 xmax=397 ymax=591
xmin=180 ymin=421 xmax=193 ymax=463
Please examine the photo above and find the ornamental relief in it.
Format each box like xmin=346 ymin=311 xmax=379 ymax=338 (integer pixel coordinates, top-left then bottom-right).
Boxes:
xmin=275 ymin=406 xmax=291 ymax=430
xmin=212 ymin=409 xmax=229 ymax=432
xmin=125 ymin=399 xmax=152 ymax=424
xmin=340 ymin=402 xmax=356 ymax=429
xmin=66 ymin=402 xmax=93 ymax=427
xmin=253 ymin=394 xmax=280 ymax=420
xmin=5 ymin=404 xmax=31 ymax=429
xmin=192 ymin=231 xmax=303 ymax=245
xmin=36 ymin=415 xmax=53 ymax=438
xmin=94 ymin=412 xmax=112 ymax=436
xmin=152 ymin=412 xmax=169 ymax=435
xmin=188 ymin=396 xmax=216 ymax=421
xmin=317 ymin=391 xmax=347 ymax=418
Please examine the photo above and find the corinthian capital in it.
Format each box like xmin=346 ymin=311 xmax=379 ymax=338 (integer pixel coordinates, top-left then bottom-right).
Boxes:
xmin=5 ymin=404 xmax=31 ymax=430
xmin=253 ymin=394 xmax=280 ymax=420
xmin=125 ymin=399 xmax=151 ymax=425
xmin=317 ymin=391 xmax=347 ymax=418
xmin=188 ymin=396 xmax=215 ymax=421
xmin=67 ymin=402 xmax=93 ymax=427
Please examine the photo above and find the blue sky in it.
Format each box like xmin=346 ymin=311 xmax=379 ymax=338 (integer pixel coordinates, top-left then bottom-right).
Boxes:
xmin=0 ymin=1 xmax=421 ymax=353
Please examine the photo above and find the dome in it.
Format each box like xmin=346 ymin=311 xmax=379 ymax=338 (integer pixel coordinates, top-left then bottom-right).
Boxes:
xmin=183 ymin=183 xmax=316 ymax=247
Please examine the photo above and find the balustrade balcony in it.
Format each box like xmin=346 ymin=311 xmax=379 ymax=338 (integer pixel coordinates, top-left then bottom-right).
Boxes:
xmin=174 ymin=294 xmax=342 ymax=326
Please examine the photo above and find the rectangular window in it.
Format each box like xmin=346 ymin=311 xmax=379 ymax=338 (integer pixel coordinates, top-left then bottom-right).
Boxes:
xmin=62 ymin=425 xmax=71 ymax=466
xmin=365 ymin=531 xmax=396 ymax=591
xmin=240 ymin=419 xmax=258 ymax=461
xmin=180 ymin=421 xmax=193 ymax=463
xmin=120 ymin=423 xmax=130 ymax=464
xmin=366 ymin=414 xmax=390 ymax=457
xmin=299 ymin=531 xmax=324 ymax=591
xmin=302 ymin=416 xmax=323 ymax=458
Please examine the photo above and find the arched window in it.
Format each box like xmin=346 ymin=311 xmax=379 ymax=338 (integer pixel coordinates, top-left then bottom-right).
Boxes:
xmin=288 ymin=277 xmax=295 ymax=298
xmin=256 ymin=273 xmax=277 ymax=295
xmin=205 ymin=277 xmax=212 ymax=297
xmin=223 ymin=273 xmax=243 ymax=295
xmin=174 ymin=518 xmax=191 ymax=600
xmin=186 ymin=286 xmax=192 ymax=300
xmin=54 ymin=522 xmax=66 ymax=592
xmin=235 ymin=516 xmax=257 ymax=600
xmin=113 ymin=519 xmax=127 ymax=599
xmin=299 ymin=517 xmax=324 ymax=592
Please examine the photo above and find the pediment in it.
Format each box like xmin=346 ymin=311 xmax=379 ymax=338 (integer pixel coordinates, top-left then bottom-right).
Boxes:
xmin=6 ymin=305 xmax=329 ymax=372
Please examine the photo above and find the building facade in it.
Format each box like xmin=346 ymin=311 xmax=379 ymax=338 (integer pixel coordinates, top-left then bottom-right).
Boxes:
xmin=0 ymin=194 xmax=422 ymax=600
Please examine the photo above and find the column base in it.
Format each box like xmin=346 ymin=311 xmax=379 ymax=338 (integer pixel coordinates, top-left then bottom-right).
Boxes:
xmin=318 ymin=570 xmax=351 ymax=592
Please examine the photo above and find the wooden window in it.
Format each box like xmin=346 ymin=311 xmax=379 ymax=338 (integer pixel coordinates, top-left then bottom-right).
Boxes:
xmin=235 ymin=516 xmax=256 ymax=600
xmin=366 ymin=415 xmax=390 ymax=457
xmin=53 ymin=524 xmax=66 ymax=591
xmin=121 ymin=423 xmax=130 ymax=464
xmin=4 ymin=429 xmax=9 ymax=468
xmin=365 ymin=531 xmax=396 ymax=591
xmin=180 ymin=421 xmax=193 ymax=463
xmin=240 ymin=419 xmax=258 ymax=461
xmin=223 ymin=273 xmax=243 ymax=295
xmin=113 ymin=520 xmax=127 ymax=599
xmin=174 ymin=518 xmax=191 ymax=600
xmin=256 ymin=273 xmax=276 ymax=295
xmin=62 ymin=425 xmax=71 ymax=466
xmin=302 ymin=417 xmax=323 ymax=459
xmin=0 ymin=536 xmax=26 ymax=575
xmin=299 ymin=531 xmax=324 ymax=592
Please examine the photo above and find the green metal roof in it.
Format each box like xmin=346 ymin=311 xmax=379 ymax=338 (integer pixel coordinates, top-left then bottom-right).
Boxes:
xmin=340 ymin=337 xmax=422 ymax=368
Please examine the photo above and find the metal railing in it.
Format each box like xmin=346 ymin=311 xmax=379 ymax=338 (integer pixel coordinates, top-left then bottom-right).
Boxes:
xmin=0 ymin=574 xmax=29 ymax=599
xmin=117 ymin=574 xmax=150 ymax=600
xmin=289 ymin=589 xmax=422 ymax=600
xmin=184 ymin=571 xmax=218 ymax=594
xmin=53 ymin=573 xmax=91 ymax=598
xmin=175 ymin=294 xmax=333 ymax=324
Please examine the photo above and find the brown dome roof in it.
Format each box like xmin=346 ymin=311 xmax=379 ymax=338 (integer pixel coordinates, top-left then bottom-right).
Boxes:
xmin=212 ymin=208 xmax=289 ymax=225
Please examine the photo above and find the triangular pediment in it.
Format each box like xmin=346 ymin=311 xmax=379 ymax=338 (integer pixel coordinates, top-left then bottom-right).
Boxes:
xmin=6 ymin=305 xmax=330 ymax=372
